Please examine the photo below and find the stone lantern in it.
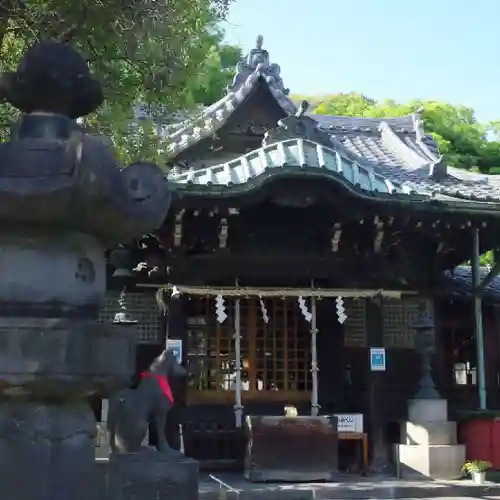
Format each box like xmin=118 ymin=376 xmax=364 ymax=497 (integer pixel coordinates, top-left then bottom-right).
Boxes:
xmin=0 ymin=41 xmax=171 ymax=500
xmin=395 ymin=301 xmax=465 ymax=480
xmin=411 ymin=302 xmax=440 ymax=400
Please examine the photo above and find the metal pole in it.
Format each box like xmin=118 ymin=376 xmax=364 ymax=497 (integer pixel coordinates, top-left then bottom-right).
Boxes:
xmin=472 ymin=228 xmax=487 ymax=410
xmin=310 ymin=296 xmax=319 ymax=416
xmin=234 ymin=297 xmax=243 ymax=427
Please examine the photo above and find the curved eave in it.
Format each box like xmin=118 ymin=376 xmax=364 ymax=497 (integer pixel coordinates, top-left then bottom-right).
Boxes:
xmin=171 ymin=167 xmax=425 ymax=204
xmin=169 ymin=171 xmax=500 ymax=216
xmin=166 ymin=138 xmax=500 ymax=217
xmin=169 ymin=138 xmax=410 ymax=194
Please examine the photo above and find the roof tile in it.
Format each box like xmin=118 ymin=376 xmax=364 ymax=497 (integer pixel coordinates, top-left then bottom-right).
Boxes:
xmin=164 ymin=37 xmax=500 ymax=204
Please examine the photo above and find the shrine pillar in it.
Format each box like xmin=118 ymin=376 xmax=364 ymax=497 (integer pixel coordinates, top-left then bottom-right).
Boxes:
xmin=164 ymin=292 xmax=187 ymax=451
xmin=365 ymin=295 xmax=391 ymax=474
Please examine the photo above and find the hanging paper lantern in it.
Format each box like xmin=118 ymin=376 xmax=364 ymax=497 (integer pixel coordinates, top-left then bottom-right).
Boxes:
xmin=259 ymin=297 xmax=269 ymax=323
xmin=215 ymin=294 xmax=227 ymax=323
xmin=336 ymin=296 xmax=347 ymax=324
xmin=298 ymin=296 xmax=312 ymax=323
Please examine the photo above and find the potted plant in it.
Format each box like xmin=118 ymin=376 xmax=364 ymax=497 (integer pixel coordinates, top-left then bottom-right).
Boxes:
xmin=462 ymin=460 xmax=492 ymax=484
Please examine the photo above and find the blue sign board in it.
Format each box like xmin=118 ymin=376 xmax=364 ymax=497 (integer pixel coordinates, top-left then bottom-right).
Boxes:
xmin=167 ymin=339 xmax=183 ymax=364
xmin=370 ymin=347 xmax=386 ymax=371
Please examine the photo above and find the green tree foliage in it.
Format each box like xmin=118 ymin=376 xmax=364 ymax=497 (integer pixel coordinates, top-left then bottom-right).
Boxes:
xmin=0 ymin=0 xmax=237 ymax=164
xmin=185 ymin=43 xmax=243 ymax=107
xmin=480 ymin=252 xmax=494 ymax=266
xmin=306 ymin=92 xmax=500 ymax=175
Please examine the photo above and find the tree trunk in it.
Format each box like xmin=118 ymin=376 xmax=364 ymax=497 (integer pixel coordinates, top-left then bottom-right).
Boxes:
xmin=0 ymin=2 xmax=11 ymax=49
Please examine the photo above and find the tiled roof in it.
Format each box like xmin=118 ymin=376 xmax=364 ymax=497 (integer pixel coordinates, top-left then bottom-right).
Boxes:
xmin=168 ymin=137 xmax=413 ymax=196
xmin=166 ymin=35 xmax=296 ymax=157
xmin=313 ymin=113 xmax=500 ymax=203
xmin=164 ymin=36 xmax=500 ymax=204
xmin=442 ymin=266 xmax=500 ymax=302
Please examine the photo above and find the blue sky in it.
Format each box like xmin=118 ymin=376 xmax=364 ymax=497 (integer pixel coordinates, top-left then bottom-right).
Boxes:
xmin=223 ymin=0 xmax=499 ymax=123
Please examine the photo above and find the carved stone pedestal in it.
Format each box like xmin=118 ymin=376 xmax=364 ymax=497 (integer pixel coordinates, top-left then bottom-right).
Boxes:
xmin=0 ymin=402 xmax=96 ymax=500
xmin=108 ymin=451 xmax=199 ymax=500
xmin=395 ymin=399 xmax=465 ymax=479
xmin=0 ymin=317 xmax=135 ymax=500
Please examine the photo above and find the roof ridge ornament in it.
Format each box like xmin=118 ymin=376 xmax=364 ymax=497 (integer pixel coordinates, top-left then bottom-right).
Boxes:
xmin=428 ymin=157 xmax=447 ymax=181
xmin=227 ymin=34 xmax=289 ymax=95
xmin=262 ymin=100 xmax=333 ymax=148
xmin=412 ymin=107 xmax=425 ymax=143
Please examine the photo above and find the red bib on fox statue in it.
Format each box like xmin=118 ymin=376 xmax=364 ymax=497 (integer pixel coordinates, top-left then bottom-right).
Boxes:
xmin=140 ymin=371 xmax=174 ymax=405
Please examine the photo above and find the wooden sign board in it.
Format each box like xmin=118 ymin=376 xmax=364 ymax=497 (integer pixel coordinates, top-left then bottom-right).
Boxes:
xmin=334 ymin=413 xmax=363 ymax=433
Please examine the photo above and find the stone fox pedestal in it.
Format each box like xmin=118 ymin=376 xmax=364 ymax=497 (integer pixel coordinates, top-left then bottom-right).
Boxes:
xmin=395 ymin=399 xmax=465 ymax=479
xmin=108 ymin=451 xmax=199 ymax=500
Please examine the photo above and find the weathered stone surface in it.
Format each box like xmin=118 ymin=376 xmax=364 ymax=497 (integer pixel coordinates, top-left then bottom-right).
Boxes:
xmin=0 ymin=117 xmax=170 ymax=245
xmin=0 ymin=40 xmax=172 ymax=500
xmin=408 ymin=398 xmax=448 ymax=423
xmin=397 ymin=399 xmax=464 ymax=480
xmin=0 ymin=402 xmax=96 ymax=500
xmin=0 ymin=44 xmax=171 ymax=246
xmin=0 ymin=317 xmax=135 ymax=397
xmin=108 ymin=451 xmax=199 ymax=500
xmin=395 ymin=443 xmax=466 ymax=480
xmin=401 ymin=421 xmax=458 ymax=446
xmin=0 ymin=231 xmax=105 ymax=309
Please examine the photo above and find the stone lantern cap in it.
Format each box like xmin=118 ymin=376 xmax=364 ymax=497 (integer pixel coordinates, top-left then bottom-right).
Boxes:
xmin=0 ymin=41 xmax=171 ymax=245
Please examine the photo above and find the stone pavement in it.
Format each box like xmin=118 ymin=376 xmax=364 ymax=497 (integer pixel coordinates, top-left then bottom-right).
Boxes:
xmin=199 ymin=473 xmax=500 ymax=500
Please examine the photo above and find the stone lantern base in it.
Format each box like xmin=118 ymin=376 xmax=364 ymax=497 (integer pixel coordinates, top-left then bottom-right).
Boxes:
xmin=0 ymin=317 xmax=135 ymax=500
xmin=394 ymin=399 xmax=465 ymax=479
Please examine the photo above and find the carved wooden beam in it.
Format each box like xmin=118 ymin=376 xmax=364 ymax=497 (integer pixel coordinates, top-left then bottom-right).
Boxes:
xmin=387 ymin=231 xmax=402 ymax=251
xmin=374 ymin=216 xmax=384 ymax=253
xmin=173 ymin=209 xmax=185 ymax=247
xmin=218 ymin=217 xmax=229 ymax=249
xmin=331 ymin=222 xmax=342 ymax=252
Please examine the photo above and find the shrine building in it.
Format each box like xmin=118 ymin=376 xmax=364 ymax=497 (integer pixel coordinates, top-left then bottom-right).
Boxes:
xmin=100 ymin=36 xmax=500 ymax=473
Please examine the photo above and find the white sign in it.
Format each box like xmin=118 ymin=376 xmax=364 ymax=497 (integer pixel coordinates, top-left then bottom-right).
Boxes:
xmin=167 ymin=339 xmax=183 ymax=364
xmin=370 ymin=347 xmax=386 ymax=371
xmin=94 ymin=423 xmax=111 ymax=459
xmin=334 ymin=413 xmax=363 ymax=433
